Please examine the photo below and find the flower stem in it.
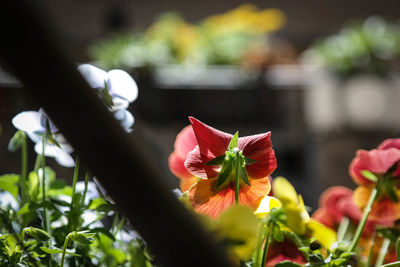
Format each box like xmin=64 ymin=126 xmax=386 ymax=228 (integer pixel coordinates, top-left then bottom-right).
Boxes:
xmin=68 ymin=156 xmax=80 ymax=232
xmin=347 ymin=187 xmax=378 ymax=253
xmin=41 ymin=135 xmax=49 ymax=233
xmin=261 ymin=222 xmax=272 ymax=267
xmin=367 ymin=232 xmax=377 ymax=267
xmin=379 ymin=261 xmax=400 ymax=267
xmin=396 ymin=237 xmax=400 ymax=261
xmin=81 ymin=171 xmax=90 ymax=206
xmin=60 ymin=232 xmax=73 ymax=267
xmin=337 ymin=217 xmax=350 ymax=242
xmin=20 ymin=132 xmax=28 ymax=204
xmin=375 ymin=238 xmax=391 ymax=267
xmin=235 ymin=153 xmax=240 ymax=204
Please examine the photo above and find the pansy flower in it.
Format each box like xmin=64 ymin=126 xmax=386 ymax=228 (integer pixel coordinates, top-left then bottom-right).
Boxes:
xmin=78 ymin=64 xmax=138 ymax=132
xmin=12 ymin=109 xmax=74 ymax=167
xmin=185 ymin=117 xmax=277 ymax=219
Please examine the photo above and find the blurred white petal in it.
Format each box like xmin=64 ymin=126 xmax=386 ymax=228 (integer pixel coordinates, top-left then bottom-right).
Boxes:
xmin=107 ymin=70 xmax=138 ymax=103
xmin=114 ymin=109 xmax=134 ymax=132
xmin=12 ymin=111 xmax=44 ymax=135
xmin=34 ymin=143 xmax=75 ymax=167
xmin=78 ymin=64 xmax=108 ymax=89
xmin=0 ymin=191 xmax=18 ymax=210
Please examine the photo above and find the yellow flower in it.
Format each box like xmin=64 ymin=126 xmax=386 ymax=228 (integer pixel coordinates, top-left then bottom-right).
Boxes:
xmin=273 ymin=177 xmax=337 ymax=248
xmin=254 ymin=195 xmax=281 ymax=218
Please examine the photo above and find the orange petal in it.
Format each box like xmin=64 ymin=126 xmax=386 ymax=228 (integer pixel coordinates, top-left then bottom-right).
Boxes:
xmin=180 ymin=177 xmax=199 ymax=192
xmin=188 ymin=177 xmax=271 ymax=219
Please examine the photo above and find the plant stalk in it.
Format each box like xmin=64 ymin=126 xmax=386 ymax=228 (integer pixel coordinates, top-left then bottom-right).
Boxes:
xmin=261 ymin=222 xmax=272 ymax=267
xmin=60 ymin=233 xmax=72 ymax=267
xmin=20 ymin=132 xmax=28 ymax=204
xmin=347 ymin=187 xmax=378 ymax=253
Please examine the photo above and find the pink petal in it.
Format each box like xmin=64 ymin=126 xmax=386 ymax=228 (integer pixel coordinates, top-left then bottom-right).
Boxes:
xmin=378 ymin=138 xmax=400 ymax=151
xmin=174 ymin=125 xmax=197 ymax=159
xmin=238 ymin=132 xmax=277 ymax=178
xmin=358 ymin=148 xmax=400 ymax=174
xmin=189 ymin=117 xmax=232 ymax=159
xmin=349 ymin=156 xmax=372 ymax=186
xmin=168 ymin=151 xmax=194 ymax=179
xmin=185 ymin=146 xmax=220 ymax=178
xmin=319 ymin=186 xmax=353 ymax=224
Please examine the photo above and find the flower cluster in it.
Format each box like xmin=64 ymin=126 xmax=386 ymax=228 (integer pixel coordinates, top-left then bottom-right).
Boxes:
xmin=169 ymin=118 xmax=400 ymax=266
xmin=12 ymin=64 xmax=138 ymax=167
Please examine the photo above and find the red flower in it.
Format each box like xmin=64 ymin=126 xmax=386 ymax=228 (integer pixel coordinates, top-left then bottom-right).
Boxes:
xmin=185 ymin=117 xmax=277 ymax=219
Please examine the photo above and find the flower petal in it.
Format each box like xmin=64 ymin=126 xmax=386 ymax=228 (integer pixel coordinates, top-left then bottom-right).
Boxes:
xmin=188 ymin=177 xmax=270 ymax=219
xmin=12 ymin=111 xmax=44 ymax=135
xmin=185 ymin=146 xmax=221 ymax=178
xmin=34 ymin=143 xmax=74 ymax=167
xmin=114 ymin=109 xmax=134 ymax=132
xmin=319 ymin=186 xmax=353 ymax=224
xmin=189 ymin=117 xmax=232 ymax=159
xmin=174 ymin=125 xmax=197 ymax=159
xmin=238 ymin=132 xmax=276 ymax=178
xmin=78 ymin=64 xmax=108 ymax=89
xmin=168 ymin=151 xmax=194 ymax=179
xmin=107 ymin=69 xmax=138 ymax=103
xmin=378 ymin=138 xmax=400 ymax=151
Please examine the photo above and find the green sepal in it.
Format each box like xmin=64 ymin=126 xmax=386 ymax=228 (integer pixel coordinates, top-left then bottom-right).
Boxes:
xmin=228 ymin=131 xmax=239 ymax=150
xmin=70 ymin=231 xmax=96 ymax=246
xmin=383 ymin=178 xmax=398 ymax=202
xmin=376 ymin=227 xmax=400 ymax=243
xmin=239 ymin=164 xmax=250 ymax=186
xmin=244 ymin=156 xmax=257 ymax=165
xmin=217 ymin=158 xmax=233 ymax=188
xmin=361 ymin=170 xmax=378 ymax=183
xmin=205 ymin=155 xmax=225 ymax=166
xmin=272 ymin=223 xmax=284 ymax=242
xmin=24 ymin=227 xmax=51 ymax=242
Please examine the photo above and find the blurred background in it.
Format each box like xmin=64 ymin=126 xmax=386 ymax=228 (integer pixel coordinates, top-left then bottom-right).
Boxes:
xmin=1 ymin=0 xmax=400 ymax=209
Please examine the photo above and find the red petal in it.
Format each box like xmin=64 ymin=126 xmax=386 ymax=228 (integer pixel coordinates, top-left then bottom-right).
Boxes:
xmin=238 ymin=132 xmax=277 ymax=178
xmin=168 ymin=151 xmax=194 ymax=179
xmin=174 ymin=125 xmax=197 ymax=159
xmin=188 ymin=177 xmax=270 ymax=219
xmin=189 ymin=117 xmax=232 ymax=159
xmin=185 ymin=146 xmax=220 ymax=178
xmin=319 ymin=186 xmax=353 ymax=224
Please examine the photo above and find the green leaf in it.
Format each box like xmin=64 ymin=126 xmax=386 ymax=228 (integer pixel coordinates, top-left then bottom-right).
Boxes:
xmin=205 ymin=155 xmax=225 ymax=166
xmin=17 ymin=203 xmax=30 ymax=216
xmin=384 ymin=178 xmax=398 ymax=202
xmin=90 ymin=228 xmax=116 ymax=242
xmin=332 ymin=258 xmax=347 ymax=265
xmin=0 ymin=174 xmax=20 ymax=199
xmin=8 ymin=131 xmax=25 ymax=152
xmin=228 ymin=131 xmax=239 ymax=150
xmin=361 ymin=170 xmax=378 ymax=183
xmin=274 ymin=261 xmax=304 ymax=267
xmin=244 ymin=156 xmax=257 ymax=165
xmin=89 ymin=198 xmax=108 ymax=210
xmin=40 ymin=246 xmax=80 ymax=257
xmin=217 ymin=158 xmax=233 ymax=188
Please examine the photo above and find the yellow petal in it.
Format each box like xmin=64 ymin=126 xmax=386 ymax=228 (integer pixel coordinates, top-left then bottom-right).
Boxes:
xmin=273 ymin=177 xmax=298 ymax=205
xmin=217 ymin=205 xmax=260 ymax=261
xmin=307 ymin=219 xmax=337 ymax=249
xmin=254 ymin=196 xmax=282 ymax=218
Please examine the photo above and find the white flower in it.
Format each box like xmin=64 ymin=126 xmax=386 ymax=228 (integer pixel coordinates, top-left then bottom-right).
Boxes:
xmin=12 ymin=109 xmax=75 ymax=167
xmin=78 ymin=64 xmax=138 ymax=132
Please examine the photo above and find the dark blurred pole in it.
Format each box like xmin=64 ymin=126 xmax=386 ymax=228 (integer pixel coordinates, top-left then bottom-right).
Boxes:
xmin=0 ymin=1 xmax=233 ymax=267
